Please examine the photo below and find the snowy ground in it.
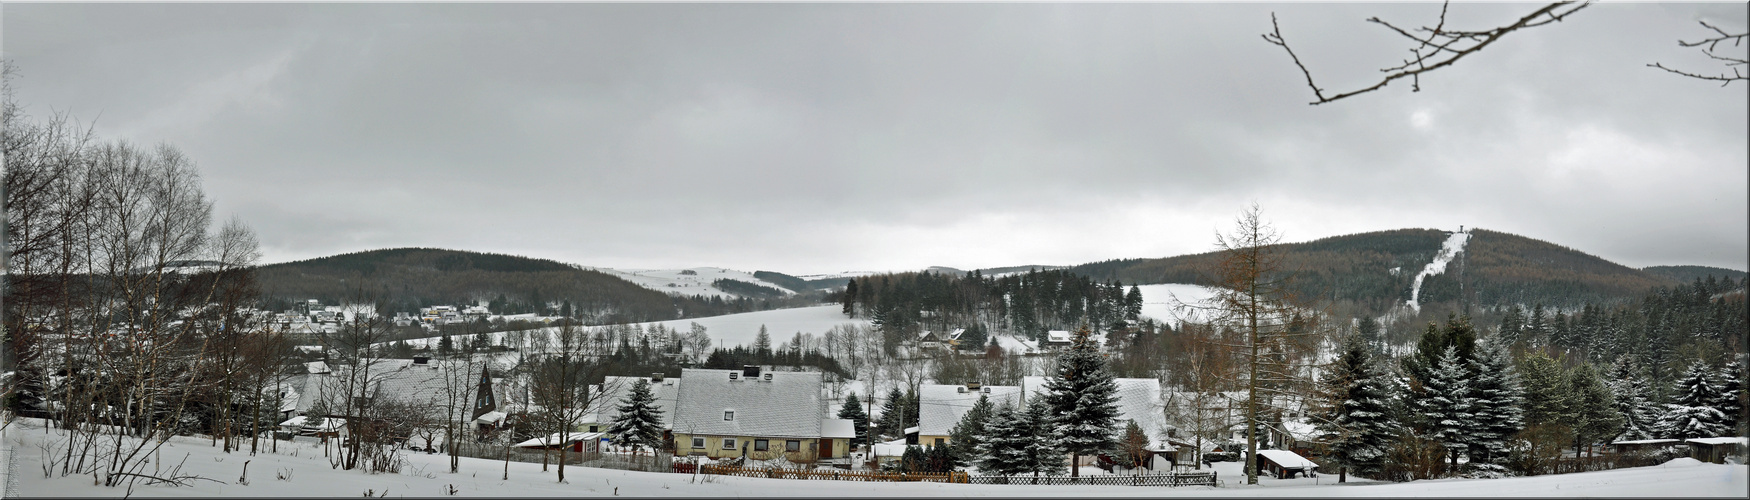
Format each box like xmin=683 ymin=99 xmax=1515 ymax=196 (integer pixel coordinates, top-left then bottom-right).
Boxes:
xmin=1136 ymin=283 xmax=1222 ymax=329
xmin=10 ymin=418 xmax=1744 ymax=497
xmin=594 ymin=267 xmax=797 ymax=299
xmin=1406 ymin=229 xmax=1470 ymax=313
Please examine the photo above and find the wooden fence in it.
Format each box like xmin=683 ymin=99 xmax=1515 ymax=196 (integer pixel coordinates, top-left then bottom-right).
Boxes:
xmin=1541 ymin=453 xmax=1668 ymax=475
xmin=695 ymin=464 xmax=969 ymax=483
xmin=964 ymin=471 xmax=1217 ymax=487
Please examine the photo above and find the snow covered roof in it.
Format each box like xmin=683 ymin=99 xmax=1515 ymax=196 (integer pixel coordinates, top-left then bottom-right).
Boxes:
xmin=305 ymin=361 xmax=330 ymax=374
xmin=1110 ymin=378 xmax=1170 ymax=450
xmin=1256 ymin=449 xmax=1318 ymax=469
xmin=822 ymin=418 xmax=857 ymax=439
xmin=903 ymin=426 xmax=919 ymax=435
xmin=872 ymin=438 xmax=910 ymax=457
xmin=917 ymin=384 xmax=1024 ymax=436
xmin=1611 ymin=438 xmax=1683 ymax=445
xmin=474 ymin=411 xmax=508 ymax=425
xmin=279 ymin=416 xmax=346 ymax=431
xmin=672 ymin=369 xmax=825 ymax=439
xmin=1046 ymin=330 xmax=1071 ymax=343
xmin=596 ymin=376 xmax=681 ymax=430
xmin=1686 ymin=437 xmax=1749 ymax=446
xmin=1282 ymin=418 xmax=1322 ymax=441
xmin=515 ymin=432 xmax=606 ymax=448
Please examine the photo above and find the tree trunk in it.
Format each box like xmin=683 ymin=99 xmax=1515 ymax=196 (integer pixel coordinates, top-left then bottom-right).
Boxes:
xmin=1072 ymin=452 xmax=1080 ymax=478
xmin=1339 ymin=465 xmax=1346 ymax=483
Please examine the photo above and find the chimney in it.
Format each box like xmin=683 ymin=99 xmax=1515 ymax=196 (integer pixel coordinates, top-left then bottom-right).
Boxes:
xmin=651 ymin=373 xmax=664 ymax=383
xmin=966 ymin=382 xmax=982 ymax=390
xmin=742 ymin=365 xmax=761 ymax=378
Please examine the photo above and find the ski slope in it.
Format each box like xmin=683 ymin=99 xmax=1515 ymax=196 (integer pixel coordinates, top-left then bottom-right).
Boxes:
xmin=1406 ymin=229 xmax=1471 ymax=313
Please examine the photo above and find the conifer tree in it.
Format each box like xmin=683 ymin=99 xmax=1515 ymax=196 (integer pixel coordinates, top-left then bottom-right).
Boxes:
xmin=878 ymin=386 xmax=907 ymax=440
xmin=842 ymin=278 xmax=859 ymax=318
xmin=948 ymin=394 xmax=994 ymax=464
xmin=838 ymin=393 xmax=871 ymax=449
xmin=753 ymin=325 xmax=772 ymax=358
xmin=1467 ymin=336 xmax=1525 ymax=466
xmin=606 ymin=379 xmax=665 ymax=456
xmin=1042 ymin=325 xmax=1121 ymax=478
xmin=1657 ymin=360 xmax=1729 ymax=439
xmin=1313 ymin=333 xmax=1398 ymax=482
xmin=974 ymin=402 xmax=1030 ymax=476
xmin=900 ymin=444 xmax=925 ymax=473
xmin=1124 ymin=285 xmax=1144 ymax=321
xmin=1714 ymin=360 xmax=1745 ymax=435
xmin=1022 ymin=394 xmax=1068 ymax=477
xmin=1569 ymin=362 xmax=1623 ymax=457
xmin=1118 ymin=419 xmax=1150 ymax=469
xmin=1606 ymin=355 xmax=1662 ymax=441
xmin=1416 ymin=345 xmax=1476 ymax=470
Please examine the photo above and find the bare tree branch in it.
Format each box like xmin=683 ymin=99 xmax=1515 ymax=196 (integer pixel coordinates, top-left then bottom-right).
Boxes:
xmin=1264 ymin=1 xmax=1591 ymax=105
xmin=1649 ymin=20 xmax=1747 ymax=86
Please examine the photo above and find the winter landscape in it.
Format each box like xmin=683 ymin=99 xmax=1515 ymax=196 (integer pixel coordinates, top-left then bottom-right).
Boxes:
xmin=4 ymin=2 xmax=1747 ymax=498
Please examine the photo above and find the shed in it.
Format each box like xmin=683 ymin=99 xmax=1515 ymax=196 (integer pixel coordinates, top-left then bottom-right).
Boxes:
xmin=1608 ymin=438 xmax=1684 ymax=455
xmin=1255 ymin=449 xmax=1318 ymax=479
xmin=1685 ymin=437 xmax=1747 ymax=464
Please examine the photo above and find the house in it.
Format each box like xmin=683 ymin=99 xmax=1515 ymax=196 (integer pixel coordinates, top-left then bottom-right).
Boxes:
xmin=287 ymin=356 xmax=503 ymax=444
xmin=1043 ymin=330 xmax=1072 ymax=349
xmin=945 ymin=328 xmax=967 ymax=349
xmin=917 ymin=331 xmax=943 ymax=350
xmin=669 ymin=366 xmax=852 ymax=462
xmin=1255 ymin=449 xmax=1318 ymax=479
xmin=1608 ymin=438 xmax=1684 ymax=455
xmin=1685 ymin=437 xmax=1747 ymax=464
xmin=917 ymin=383 xmax=1024 ymax=448
xmin=577 ymin=374 xmax=682 ymax=445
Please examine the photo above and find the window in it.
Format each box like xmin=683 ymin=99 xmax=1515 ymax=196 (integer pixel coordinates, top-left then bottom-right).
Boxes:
xmin=934 ymin=438 xmax=944 ymax=446
xmin=588 ymin=425 xmax=598 ymax=433
xmin=723 ymin=438 xmax=736 ymax=450
xmin=692 ymin=437 xmax=705 ymax=449
xmin=754 ymin=439 xmax=769 ymax=451
xmin=724 ymin=411 xmax=734 ymax=421
xmin=786 ymin=440 xmax=801 ymax=452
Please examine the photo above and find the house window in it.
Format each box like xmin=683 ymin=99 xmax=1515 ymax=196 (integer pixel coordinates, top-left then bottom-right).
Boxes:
xmin=786 ymin=440 xmax=801 ymax=452
xmin=588 ymin=425 xmax=598 ymax=433
xmin=754 ymin=439 xmax=769 ymax=451
xmin=724 ymin=411 xmax=734 ymax=421
xmin=692 ymin=437 xmax=705 ymax=449
xmin=934 ymin=438 xmax=944 ymax=446
xmin=723 ymin=438 xmax=736 ymax=450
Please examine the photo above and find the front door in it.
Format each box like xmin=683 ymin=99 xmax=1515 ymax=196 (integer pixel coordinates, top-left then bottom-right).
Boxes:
xmin=820 ymin=438 xmax=834 ymax=458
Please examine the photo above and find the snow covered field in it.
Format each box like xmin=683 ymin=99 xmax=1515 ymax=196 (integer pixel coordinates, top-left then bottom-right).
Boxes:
xmin=1136 ymin=283 xmax=1222 ymax=328
xmin=8 ymin=418 xmax=1743 ymax=497
xmin=593 ymin=267 xmax=797 ymax=299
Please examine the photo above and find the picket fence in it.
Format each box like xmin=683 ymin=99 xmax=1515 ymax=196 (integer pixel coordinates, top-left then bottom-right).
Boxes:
xmin=964 ymin=471 xmax=1217 ymax=487
xmin=692 ymin=464 xmax=969 ymax=483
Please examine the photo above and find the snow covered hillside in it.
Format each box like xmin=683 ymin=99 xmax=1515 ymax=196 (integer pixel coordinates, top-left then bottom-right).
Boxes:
xmin=592 ymin=267 xmax=796 ymax=299
xmin=634 ymin=304 xmax=868 ymax=348
xmin=1136 ymin=283 xmax=1223 ymax=328
xmin=9 ymin=417 xmax=1744 ymax=497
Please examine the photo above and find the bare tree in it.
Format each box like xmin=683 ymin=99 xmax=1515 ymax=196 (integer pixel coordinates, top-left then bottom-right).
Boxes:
xmin=1263 ymin=1 xmax=1591 ymax=105
xmin=1649 ymin=20 xmax=1748 ymax=85
xmin=1183 ymin=204 xmax=1325 ymax=484
xmin=526 ymin=318 xmax=617 ymax=483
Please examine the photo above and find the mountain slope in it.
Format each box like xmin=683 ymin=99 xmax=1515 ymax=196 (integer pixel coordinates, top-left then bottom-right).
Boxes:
xmin=255 ymin=248 xmax=758 ymax=323
xmin=1069 ymin=228 xmax=1686 ymax=312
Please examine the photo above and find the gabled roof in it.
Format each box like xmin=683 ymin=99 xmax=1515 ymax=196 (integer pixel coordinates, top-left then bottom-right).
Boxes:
xmin=672 ymin=369 xmax=824 ymax=439
xmin=822 ymin=418 xmax=857 ymax=439
xmin=1256 ymin=449 xmax=1317 ymax=469
xmin=593 ymin=375 xmax=681 ymax=430
xmin=917 ymin=384 xmax=1023 ymax=436
xmin=1046 ymin=331 xmax=1072 ymax=343
xmin=1111 ymin=378 xmax=1170 ymax=449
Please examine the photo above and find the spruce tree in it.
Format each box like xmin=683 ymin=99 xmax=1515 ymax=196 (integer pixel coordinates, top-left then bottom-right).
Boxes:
xmin=1314 ymin=333 xmax=1398 ymax=482
xmin=1467 ymin=336 xmax=1525 ymax=466
xmin=1713 ymin=360 xmax=1745 ymax=435
xmin=1022 ymin=394 xmax=1067 ymax=477
xmin=878 ymin=387 xmax=907 ymax=440
xmin=606 ymin=379 xmax=665 ymax=456
xmin=1124 ymin=285 xmax=1144 ymax=321
xmin=1042 ymin=325 xmax=1121 ymax=478
xmin=974 ymin=402 xmax=1030 ymax=476
xmin=842 ymin=278 xmax=859 ymax=318
xmin=1657 ymin=360 xmax=1729 ymax=439
xmin=948 ymin=394 xmax=994 ymax=464
xmin=1569 ymin=362 xmax=1623 ymax=457
xmin=1416 ymin=345 xmax=1476 ymax=470
xmin=838 ymin=393 xmax=871 ymax=450
xmin=1606 ymin=355 xmax=1662 ymax=441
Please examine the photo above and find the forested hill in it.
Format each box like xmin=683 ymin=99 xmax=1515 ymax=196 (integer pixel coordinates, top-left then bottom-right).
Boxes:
xmin=1069 ymin=228 xmax=1720 ymax=313
xmin=254 ymin=248 xmax=781 ymax=323
xmin=1641 ymin=265 xmax=1748 ymax=283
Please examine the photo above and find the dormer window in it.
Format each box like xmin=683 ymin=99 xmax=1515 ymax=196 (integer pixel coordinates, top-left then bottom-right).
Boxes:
xmin=724 ymin=410 xmax=735 ymax=421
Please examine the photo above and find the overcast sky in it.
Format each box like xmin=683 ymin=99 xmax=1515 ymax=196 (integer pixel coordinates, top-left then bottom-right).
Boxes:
xmin=6 ymin=2 xmax=1745 ymax=275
